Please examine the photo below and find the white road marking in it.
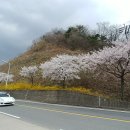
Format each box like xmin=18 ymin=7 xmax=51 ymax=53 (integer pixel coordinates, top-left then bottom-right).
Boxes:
xmin=0 ymin=111 xmax=20 ymax=119
xmin=16 ymin=99 xmax=130 ymax=114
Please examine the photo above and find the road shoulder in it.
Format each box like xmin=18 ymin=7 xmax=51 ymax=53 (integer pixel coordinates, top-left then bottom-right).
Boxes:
xmin=0 ymin=113 xmax=49 ymax=130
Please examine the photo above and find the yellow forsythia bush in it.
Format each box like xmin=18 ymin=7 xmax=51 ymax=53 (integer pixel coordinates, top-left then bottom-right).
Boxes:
xmin=0 ymin=83 xmax=104 ymax=97
xmin=66 ymin=87 xmax=103 ymax=97
xmin=0 ymin=83 xmax=62 ymax=90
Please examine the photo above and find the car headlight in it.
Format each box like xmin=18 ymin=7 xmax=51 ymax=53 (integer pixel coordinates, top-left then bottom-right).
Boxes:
xmin=11 ymin=97 xmax=15 ymax=102
xmin=0 ymin=98 xmax=4 ymax=102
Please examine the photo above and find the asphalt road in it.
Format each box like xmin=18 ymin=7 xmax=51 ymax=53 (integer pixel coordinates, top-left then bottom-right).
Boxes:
xmin=0 ymin=100 xmax=130 ymax=130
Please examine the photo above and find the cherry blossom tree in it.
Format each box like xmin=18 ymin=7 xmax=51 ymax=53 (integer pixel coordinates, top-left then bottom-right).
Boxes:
xmin=80 ymin=43 xmax=130 ymax=100
xmin=20 ymin=66 xmax=38 ymax=85
xmin=0 ymin=72 xmax=14 ymax=83
xmin=40 ymin=54 xmax=80 ymax=88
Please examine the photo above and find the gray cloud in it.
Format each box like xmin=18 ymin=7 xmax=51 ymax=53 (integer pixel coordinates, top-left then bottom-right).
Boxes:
xmin=0 ymin=0 xmax=130 ymax=60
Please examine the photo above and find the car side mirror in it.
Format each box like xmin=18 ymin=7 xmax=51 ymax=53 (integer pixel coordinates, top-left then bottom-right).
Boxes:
xmin=7 ymin=94 xmax=10 ymax=97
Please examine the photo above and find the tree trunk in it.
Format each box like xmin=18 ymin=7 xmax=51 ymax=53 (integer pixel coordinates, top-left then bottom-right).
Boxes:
xmin=62 ymin=77 xmax=66 ymax=88
xmin=120 ymin=76 xmax=125 ymax=100
xmin=30 ymin=76 xmax=34 ymax=86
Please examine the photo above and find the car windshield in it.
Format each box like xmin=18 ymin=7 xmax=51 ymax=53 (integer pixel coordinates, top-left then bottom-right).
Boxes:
xmin=0 ymin=94 xmax=9 ymax=97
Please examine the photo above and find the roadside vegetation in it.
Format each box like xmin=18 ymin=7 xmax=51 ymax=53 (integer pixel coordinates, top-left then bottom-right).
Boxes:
xmin=0 ymin=83 xmax=106 ymax=97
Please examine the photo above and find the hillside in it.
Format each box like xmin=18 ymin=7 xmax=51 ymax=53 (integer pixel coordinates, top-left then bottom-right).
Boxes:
xmin=0 ymin=42 xmax=82 ymax=81
xmin=0 ymin=25 xmax=109 ymax=81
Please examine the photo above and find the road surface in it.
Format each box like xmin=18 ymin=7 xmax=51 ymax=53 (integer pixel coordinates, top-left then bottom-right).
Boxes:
xmin=0 ymin=100 xmax=130 ymax=130
xmin=0 ymin=114 xmax=48 ymax=130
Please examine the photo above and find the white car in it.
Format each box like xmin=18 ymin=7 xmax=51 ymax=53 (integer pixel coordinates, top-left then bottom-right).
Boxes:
xmin=0 ymin=92 xmax=15 ymax=106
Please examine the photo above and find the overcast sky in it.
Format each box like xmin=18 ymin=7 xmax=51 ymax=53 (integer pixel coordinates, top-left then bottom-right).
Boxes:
xmin=0 ymin=0 xmax=130 ymax=61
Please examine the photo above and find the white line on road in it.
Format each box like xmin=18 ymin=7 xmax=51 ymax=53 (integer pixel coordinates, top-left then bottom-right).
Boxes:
xmin=16 ymin=99 xmax=130 ymax=114
xmin=0 ymin=111 xmax=20 ymax=119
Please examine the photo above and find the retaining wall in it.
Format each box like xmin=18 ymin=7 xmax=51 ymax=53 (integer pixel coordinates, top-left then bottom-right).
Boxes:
xmin=8 ymin=90 xmax=130 ymax=110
